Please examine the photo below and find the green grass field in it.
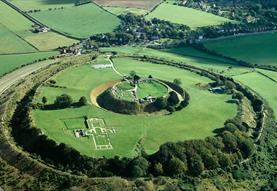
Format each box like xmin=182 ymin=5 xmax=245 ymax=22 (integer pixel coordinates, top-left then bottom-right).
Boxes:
xmin=30 ymin=3 xmax=121 ymax=38
xmin=0 ymin=51 xmax=58 ymax=77
xmin=204 ymin=33 xmax=277 ymax=66
xmin=234 ymin=72 xmax=277 ymax=119
xmin=24 ymin=32 xmax=78 ymax=51
xmin=136 ymin=80 xmax=168 ymax=99
xmin=32 ymin=56 xmax=236 ymax=157
xmin=0 ymin=1 xmax=79 ymax=52
xmin=101 ymin=46 xmax=253 ymax=76
xmin=11 ymin=0 xmax=76 ymax=11
xmin=145 ymin=3 xmax=233 ymax=29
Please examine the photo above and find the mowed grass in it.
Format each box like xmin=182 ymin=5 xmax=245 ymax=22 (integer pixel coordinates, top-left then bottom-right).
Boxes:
xmin=101 ymin=46 xmax=253 ymax=76
xmin=30 ymin=3 xmax=121 ymax=38
xmin=11 ymin=0 xmax=76 ymax=11
xmin=0 ymin=51 xmax=58 ymax=77
xmin=136 ymin=80 xmax=167 ymax=99
xmin=145 ymin=3 xmax=233 ymax=29
xmin=204 ymin=33 xmax=277 ymax=66
xmin=234 ymin=72 xmax=277 ymax=119
xmin=32 ymin=57 xmax=236 ymax=157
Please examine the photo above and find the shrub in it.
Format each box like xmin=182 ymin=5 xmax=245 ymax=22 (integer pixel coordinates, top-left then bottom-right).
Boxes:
xmin=78 ymin=96 xmax=87 ymax=106
xmin=54 ymin=94 xmax=73 ymax=109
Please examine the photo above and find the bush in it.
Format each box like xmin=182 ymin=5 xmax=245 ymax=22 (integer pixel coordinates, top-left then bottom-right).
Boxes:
xmin=167 ymin=91 xmax=179 ymax=106
xmin=54 ymin=94 xmax=73 ymax=109
xmin=78 ymin=96 xmax=87 ymax=106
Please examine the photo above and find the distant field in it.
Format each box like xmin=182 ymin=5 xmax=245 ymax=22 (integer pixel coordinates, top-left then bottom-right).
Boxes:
xmin=30 ymin=3 xmax=121 ymax=38
xmin=145 ymin=3 xmax=233 ymax=29
xmin=0 ymin=51 xmax=58 ymax=77
xmin=32 ymin=56 xmax=236 ymax=157
xmin=0 ymin=1 xmax=32 ymax=35
xmin=0 ymin=24 xmax=36 ymax=54
xmin=11 ymin=0 xmax=76 ymax=11
xmin=101 ymin=46 xmax=252 ymax=76
xmin=103 ymin=6 xmax=148 ymax=15
xmin=94 ymin=0 xmax=161 ymax=10
xmin=0 ymin=1 xmax=79 ymax=52
xmin=24 ymin=32 xmax=78 ymax=51
xmin=204 ymin=33 xmax=277 ymax=66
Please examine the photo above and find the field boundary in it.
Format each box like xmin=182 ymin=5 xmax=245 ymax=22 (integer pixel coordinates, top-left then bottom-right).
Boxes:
xmin=0 ymin=0 xmax=83 ymax=41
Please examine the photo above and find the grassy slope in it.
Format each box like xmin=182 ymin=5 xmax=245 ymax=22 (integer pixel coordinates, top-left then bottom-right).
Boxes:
xmin=204 ymin=32 xmax=277 ymax=66
xmin=32 ymin=57 xmax=236 ymax=157
xmin=11 ymin=0 xmax=76 ymax=11
xmin=145 ymin=3 xmax=232 ymax=29
xmin=0 ymin=51 xmax=58 ymax=77
xmin=234 ymin=72 xmax=277 ymax=119
xmin=101 ymin=46 xmax=253 ymax=76
xmin=30 ymin=3 xmax=121 ymax=38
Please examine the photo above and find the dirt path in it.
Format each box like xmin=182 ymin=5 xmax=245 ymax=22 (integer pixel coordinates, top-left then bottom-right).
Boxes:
xmin=0 ymin=58 xmax=61 ymax=95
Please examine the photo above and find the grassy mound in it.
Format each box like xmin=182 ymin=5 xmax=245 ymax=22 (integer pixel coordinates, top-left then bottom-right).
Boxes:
xmin=204 ymin=33 xmax=277 ymax=66
xmin=32 ymin=56 xmax=236 ymax=157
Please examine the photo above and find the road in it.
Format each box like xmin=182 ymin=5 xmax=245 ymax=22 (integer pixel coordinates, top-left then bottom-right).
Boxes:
xmin=0 ymin=59 xmax=60 ymax=95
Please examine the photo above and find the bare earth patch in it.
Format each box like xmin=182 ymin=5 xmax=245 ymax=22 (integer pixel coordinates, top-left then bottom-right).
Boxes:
xmin=90 ymin=80 xmax=120 ymax=107
xmin=94 ymin=0 xmax=161 ymax=10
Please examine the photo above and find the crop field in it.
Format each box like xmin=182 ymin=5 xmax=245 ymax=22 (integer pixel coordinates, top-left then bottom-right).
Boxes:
xmin=94 ymin=0 xmax=161 ymax=10
xmin=0 ymin=1 xmax=79 ymax=52
xmin=145 ymin=3 xmax=233 ymax=29
xmin=32 ymin=56 xmax=236 ymax=157
xmin=0 ymin=24 xmax=36 ymax=54
xmin=24 ymin=32 xmax=78 ymax=51
xmin=204 ymin=32 xmax=277 ymax=66
xmin=30 ymin=3 xmax=121 ymax=39
xmin=11 ymin=0 xmax=76 ymax=11
xmin=0 ymin=51 xmax=58 ymax=77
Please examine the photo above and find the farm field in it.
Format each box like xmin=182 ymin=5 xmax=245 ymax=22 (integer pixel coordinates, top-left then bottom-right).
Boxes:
xmin=30 ymin=3 xmax=121 ymax=39
xmin=24 ymin=32 xmax=78 ymax=51
xmin=234 ymin=72 xmax=277 ymax=119
xmin=145 ymin=3 xmax=233 ymax=29
xmin=204 ymin=32 xmax=277 ymax=66
xmin=94 ymin=0 xmax=161 ymax=10
xmin=0 ymin=24 xmax=36 ymax=54
xmin=0 ymin=1 xmax=79 ymax=51
xmin=101 ymin=46 xmax=253 ymax=76
xmin=0 ymin=51 xmax=58 ymax=77
xmin=32 ymin=57 xmax=236 ymax=157
xmin=11 ymin=0 xmax=76 ymax=11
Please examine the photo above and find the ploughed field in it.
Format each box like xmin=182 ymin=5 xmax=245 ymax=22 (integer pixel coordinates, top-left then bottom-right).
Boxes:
xmin=32 ymin=56 xmax=237 ymax=158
